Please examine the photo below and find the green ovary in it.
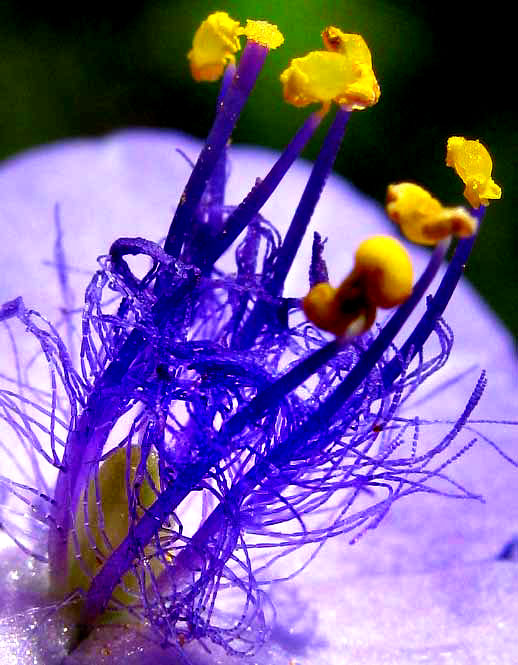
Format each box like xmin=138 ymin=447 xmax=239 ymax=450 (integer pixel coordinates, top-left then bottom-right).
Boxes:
xmin=66 ymin=445 xmax=162 ymax=622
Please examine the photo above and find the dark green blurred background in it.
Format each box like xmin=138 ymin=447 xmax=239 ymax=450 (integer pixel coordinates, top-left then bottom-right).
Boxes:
xmin=1 ymin=1 xmax=516 ymax=338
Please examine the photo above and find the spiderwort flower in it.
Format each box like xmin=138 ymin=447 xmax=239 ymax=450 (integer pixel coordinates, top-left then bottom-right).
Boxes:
xmin=1 ymin=12 xmax=517 ymax=665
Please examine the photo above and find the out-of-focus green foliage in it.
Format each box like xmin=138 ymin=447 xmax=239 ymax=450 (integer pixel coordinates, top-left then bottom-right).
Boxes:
xmin=0 ymin=0 xmax=515 ymax=337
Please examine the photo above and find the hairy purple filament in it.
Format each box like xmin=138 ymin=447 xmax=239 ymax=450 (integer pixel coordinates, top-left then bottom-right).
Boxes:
xmin=82 ymin=232 xmax=451 ymax=624
xmin=47 ymin=40 xmax=324 ymax=581
xmin=0 ymin=41 xmax=494 ymax=657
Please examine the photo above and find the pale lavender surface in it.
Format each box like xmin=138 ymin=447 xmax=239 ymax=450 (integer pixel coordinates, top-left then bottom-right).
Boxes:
xmin=0 ymin=130 xmax=517 ymax=664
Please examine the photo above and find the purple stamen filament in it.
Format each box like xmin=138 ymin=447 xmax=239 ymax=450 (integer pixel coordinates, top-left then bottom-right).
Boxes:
xmin=382 ymin=207 xmax=484 ymax=387
xmin=205 ymin=63 xmax=236 ymax=232
xmin=235 ymin=106 xmax=350 ymax=348
xmin=196 ymin=109 xmax=323 ymax=270
xmin=164 ymin=40 xmax=269 ymax=259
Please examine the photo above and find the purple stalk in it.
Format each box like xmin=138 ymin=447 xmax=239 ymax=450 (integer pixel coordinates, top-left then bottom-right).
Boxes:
xmin=164 ymin=41 xmax=269 ymax=259
xmin=235 ymin=106 xmax=350 ymax=348
xmin=81 ymin=236 xmax=448 ymax=622
xmin=206 ymin=64 xmax=235 ymax=232
xmin=267 ymin=106 xmax=351 ymax=295
xmin=382 ymin=206 xmax=485 ymax=387
xmin=197 ymin=110 xmax=323 ymax=270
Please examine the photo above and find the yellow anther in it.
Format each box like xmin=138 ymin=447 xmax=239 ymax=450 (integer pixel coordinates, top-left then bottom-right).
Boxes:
xmin=353 ymin=236 xmax=413 ymax=309
xmin=280 ymin=52 xmax=379 ymax=111
xmin=280 ymin=28 xmax=379 ymax=111
xmin=303 ymin=235 xmax=412 ymax=338
xmin=386 ymin=182 xmax=477 ymax=246
xmin=302 ymin=282 xmax=338 ymax=332
xmin=242 ymin=19 xmax=284 ymax=49
xmin=188 ymin=11 xmax=242 ymax=82
xmin=446 ymin=136 xmax=502 ymax=208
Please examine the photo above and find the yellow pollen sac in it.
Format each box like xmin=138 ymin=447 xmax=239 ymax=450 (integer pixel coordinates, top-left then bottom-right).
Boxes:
xmin=386 ymin=182 xmax=477 ymax=246
xmin=303 ymin=235 xmax=413 ymax=338
xmin=242 ymin=19 xmax=284 ymax=49
xmin=446 ymin=136 xmax=502 ymax=208
xmin=280 ymin=27 xmax=379 ymax=112
xmin=322 ymin=27 xmax=380 ymax=109
xmin=353 ymin=235 xmax=413 ymax=309
xmin=280 ymin=48 xmax=379 ymax=111
xmin=302 ymin=282 xmax=338 ymax=332
xmin=187 ymin=11 xmax=242 ymax=82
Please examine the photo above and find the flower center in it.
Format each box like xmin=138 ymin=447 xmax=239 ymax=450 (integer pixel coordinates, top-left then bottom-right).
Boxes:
xmin=0 ymin=10 xmax=502 ymax=656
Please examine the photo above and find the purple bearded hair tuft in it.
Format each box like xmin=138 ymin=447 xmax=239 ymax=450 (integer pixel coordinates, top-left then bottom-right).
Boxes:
xmin=1 ymin=17 xmax=518 ymax=665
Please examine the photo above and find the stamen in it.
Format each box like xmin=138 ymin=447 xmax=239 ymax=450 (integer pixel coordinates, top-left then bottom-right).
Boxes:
xmin=165 ymin=37 xmax=279 ymax=259
xmin=298 ymin=240 xmax=449 ymax=430
xmin=234 ymin=106 xmax=350 ymax=348
xmin=383 ymin=206 xmax=485 ymax=387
